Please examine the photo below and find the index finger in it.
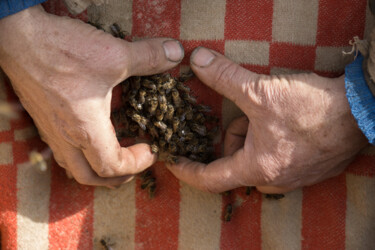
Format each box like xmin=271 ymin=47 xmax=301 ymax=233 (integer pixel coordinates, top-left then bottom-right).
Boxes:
xmin=167 ymin=149 xmax=256 ymax=193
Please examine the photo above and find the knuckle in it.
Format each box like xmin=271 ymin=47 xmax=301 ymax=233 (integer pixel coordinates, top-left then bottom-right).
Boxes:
xmin=96 ymin=158 xmax=124 ymax=178
xmin=145 ymin=43 xmax=161 ymax=70
xmin=213 ymin=61 xmax=240 ymax=87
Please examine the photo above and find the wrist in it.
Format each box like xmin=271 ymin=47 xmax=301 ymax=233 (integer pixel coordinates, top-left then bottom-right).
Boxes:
xmin=345 ymin=54 xmax=375 ymax=144
xmin=0 ymin=5 xmax=47 ymax=67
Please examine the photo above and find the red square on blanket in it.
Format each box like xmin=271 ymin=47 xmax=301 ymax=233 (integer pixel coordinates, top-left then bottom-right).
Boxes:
xmin=225 ymin=0 xmax=274 ymax=41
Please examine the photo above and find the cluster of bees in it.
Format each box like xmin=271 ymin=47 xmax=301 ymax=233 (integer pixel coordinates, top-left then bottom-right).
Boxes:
xmin=112 ymin=73 xmax=219 ymax=164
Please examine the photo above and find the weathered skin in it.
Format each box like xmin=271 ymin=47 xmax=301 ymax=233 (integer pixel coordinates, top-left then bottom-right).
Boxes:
xmin=0 ymin=5 xmax=184 ymax=187
xmin=167 ymin=47 xmax=368 ymax=194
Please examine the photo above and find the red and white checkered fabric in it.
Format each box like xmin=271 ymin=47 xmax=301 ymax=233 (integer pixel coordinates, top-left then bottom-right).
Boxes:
xmin=1 ymin=0 xmax=374 ymax=249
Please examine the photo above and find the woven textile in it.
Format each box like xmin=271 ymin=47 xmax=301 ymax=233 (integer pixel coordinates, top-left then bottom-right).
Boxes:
xmin=1 ymin=0 xmax=375 ymax=249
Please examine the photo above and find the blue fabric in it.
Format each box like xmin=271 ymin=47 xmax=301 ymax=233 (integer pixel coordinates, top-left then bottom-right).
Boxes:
xmin=345 ymin=54 xmax=375 ymax=144
xmin=0 ymin=0 xmax=46 ymax=19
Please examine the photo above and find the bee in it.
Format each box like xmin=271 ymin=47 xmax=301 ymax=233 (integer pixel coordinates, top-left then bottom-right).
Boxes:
xmin=224 ymin=204 xmax=233 ymax=222
xmin=158 ymin=95 xmax=168 ymax=113
xmin=154 ymin=121 xmax=167 ymax=131
xmin=131 ymin=114 xmax=148 ymax=130
xmin=168 ymin=142 xmax=177 ymax=154
xmin=158 ymin=138 xmax=167 ymax=150
xmin=182 ymin=93 xmax=197 ymax=104
xmin=29 ymin=150 xmax=49 ymax=173
xmin=155 ymin=109 xmax=164 ymax=121
xmin=171 ymin=89 xmax=182 ymax=107
xmin=166 ymin=154 xmax=178 ymax=164
xmin=140 ymin=170 xmax=156 ymax=198
xmin=172 ymin=117 xmax=180 ymax=133
xmin=178 ymin=70 xmax=194 ymax=83
xmin=191 ymin=123 xmax=207 ymax=136
xmin=193 ymin=112 xmax=205 ymax=123
xmin=185 ymin=106 xmax=194 ymax=120
xmin=196 ymin=104 xmax=211 ymax=113
xmin=207 ymin=126 xmax=219 ymax=140
xmin=265 ymin=194 xmax=285 ymax=200
xmin=100 ymin=236 xmax=115 ymax=250
xmin=164 ymin=128 xmax=173 ymax=142
xmin=109 ymin=22 xmax=128 ymax=39
xmin=148 ymin=125 xmax=159 ymax=138
xmin=129 ymin=97 xmax=142 ymax=111
xmin=186 ymin=144 xmax=198 ymax=154
xmin=164 ymin=104 xmax=174 ymax=121
xmin=148 ymin=99 xmax=158 ymax=115
xmin=142 ymin=79 xmax=157 ymax=91
xmin=222 ymin=190 xmax=232 ymax=196
xmin=162 ymin=78 xmax=176 ymax=92
xmin=245 ymin=186 xmax=253 ymax=195
xmin=138 ymin=89 xmax=146 ymax=105
xmin=151 ymin=142 xmax=159 ymax=154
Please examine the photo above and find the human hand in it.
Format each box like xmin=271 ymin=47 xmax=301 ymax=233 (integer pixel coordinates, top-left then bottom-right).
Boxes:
xmin=167 ymin=47 xmax=368 ymax=194
xmin=0 ymin=5 xmax=184 ymax=187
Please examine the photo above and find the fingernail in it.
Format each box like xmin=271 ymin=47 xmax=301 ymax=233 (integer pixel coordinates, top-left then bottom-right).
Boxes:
xmin=191 ymin=47 xmax=215 ymax=67
xmin=163 ymin=40 xmax=184 ymax=62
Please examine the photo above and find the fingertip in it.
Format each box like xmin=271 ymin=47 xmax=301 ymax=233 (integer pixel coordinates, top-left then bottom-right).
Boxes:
xmin=163 ymin=39 xmax=184 ymax=63
xmin=190 ymin=47 xmax=216 ymax=68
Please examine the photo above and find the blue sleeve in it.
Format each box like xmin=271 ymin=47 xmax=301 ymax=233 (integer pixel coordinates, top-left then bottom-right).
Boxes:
xmin=0 ymin=0 xmax=47 ymax=19
xmin=345 ymin=54 xmax=375 ymax=144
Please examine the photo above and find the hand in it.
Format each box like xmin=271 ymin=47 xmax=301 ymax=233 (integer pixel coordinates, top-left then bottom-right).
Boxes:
xmin=0 ymin=5 xmax=184 ymax=187
xmin=167 ymin=47 xmax=368 ymax=194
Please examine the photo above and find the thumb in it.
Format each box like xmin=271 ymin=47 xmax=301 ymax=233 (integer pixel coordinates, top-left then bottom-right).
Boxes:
xmin=190 ymin=47 xmax=261 ymax=113
xmin=123 ymin=38 xmax=184 ymax=78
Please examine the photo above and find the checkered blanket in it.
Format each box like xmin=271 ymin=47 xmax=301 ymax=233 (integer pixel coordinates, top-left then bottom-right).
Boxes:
xmin=1 ymin=0 xmax=375 ymax=249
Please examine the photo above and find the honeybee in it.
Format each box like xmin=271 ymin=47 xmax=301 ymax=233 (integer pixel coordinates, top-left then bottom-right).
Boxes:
xmin=178 ymin=70 xmax=194 ymax=83
xmin=151 ymin=142 xmax=159 ymax=154
xmin=182 ymin=93 xmax=197 ymax=104
xmin=155 ymin=109 xmax=164 ymax=121
xmin=168 ymin=142 xmax=177 ymax=154
xmin=224 ymin=204 xmax=233 ymax=222
xmin=191 ymin=123 xmax=207 ymax=136
xmin=265 ymin=193 xmax=285 ymax=200
xmin=196 ymin=104 xmax=211 ymax=113
xmin=138 ymin=89 xmax=146 ymax=105
xmin=142 ymin=79 xmax=157 ymax=91
xmin=164 ymin=128 xmax=173 ymax=142
xmin=171 ymin=117 xmax=179 ymax=133
xmin=154 ymin=121 xmax=167 ymax=131
xmin=131 ymin=114 xmax=148 ymax=130
xmin=245 ymin=186 xmax=253 ymax=195
xmin=162 ymin=78 xmax=176 ymax=92
xmin=171 ymin=89 xmax=182 ymax=107
xmin=148 ymin=99 xmax=158 ymax=115
xmin=148 ymin=125 xmax=159 ymax=138
xmin=29 ymin=150 xmax=48 ymax=173
xmin=158 ymin=138 xmax=167 ymax=150
xmin=158 ymin=95 xmax=168 ymax=113
xmin=164 ymin=104 xmax=174 ymax=121
xmin=109 ymin=22 xmax=128 ymax=39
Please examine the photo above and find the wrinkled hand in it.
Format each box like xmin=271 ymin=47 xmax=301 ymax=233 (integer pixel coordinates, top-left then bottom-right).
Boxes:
xmin=167 ymin=47 xmax=368 ymax=194
xmin=0 ymin=5 xmax=184 ymax=187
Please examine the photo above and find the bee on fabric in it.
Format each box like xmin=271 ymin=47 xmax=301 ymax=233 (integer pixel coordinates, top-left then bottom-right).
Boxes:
xmin=265 ymin=193 xmax=285 ymax=200
xmin=224 ymin=204 xmax=233 ymax=222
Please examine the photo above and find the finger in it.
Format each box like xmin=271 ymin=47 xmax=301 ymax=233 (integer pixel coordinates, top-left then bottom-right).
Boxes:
xmin=125 ymin=38 xmax=184 ymax=77
xmin=80 ymin=116 xmax=157 ymax=177
xmin=167 ymin=152 xmax=249 ymax=193
xmin=63 ymin=146 xmax=134 ymax=187
xmin=224 ymin=115 xmax=249 ymax=156
xmin=190 ymin=47 xmax=258 ymax=113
